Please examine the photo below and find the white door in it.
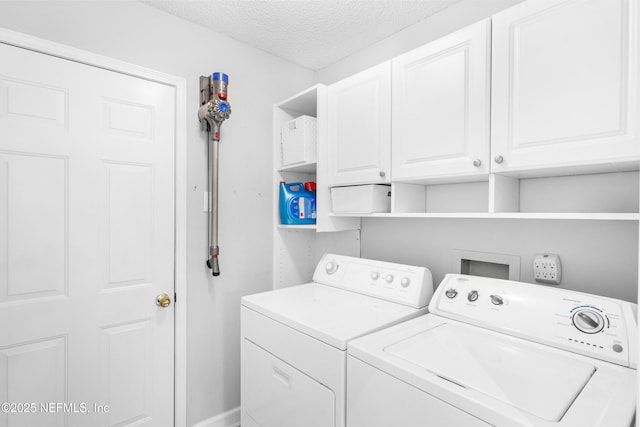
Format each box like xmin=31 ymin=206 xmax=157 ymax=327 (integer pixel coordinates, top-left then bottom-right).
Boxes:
xmin=0 ymin=43 xmax=175 ymax=427
xmin=392 ymin=19 xmax=491 ymax=183
xmin=327 ymin=62 xmax=391 ymax=186
xmin=491 ymin=0 xmax=640 ymax=173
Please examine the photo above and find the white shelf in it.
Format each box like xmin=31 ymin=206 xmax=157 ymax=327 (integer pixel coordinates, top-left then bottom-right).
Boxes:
xmin=277 ymin=84 xmax=321 ymax=116
xmin=278 ymin=161 xmax=317 ymax=174
xmin=347 ymin=171 xmax=640 ymax=221
xmin=330 ymin=212 xmax=640 ymax=221
xmin=277 ymin=224 xmax=317 ymax=229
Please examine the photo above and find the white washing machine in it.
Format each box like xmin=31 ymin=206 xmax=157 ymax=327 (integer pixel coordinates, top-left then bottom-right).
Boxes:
xmin=348 ymin=274 xmax=637 ymax=427
xmin=240 ymin=253 xmax=434 ymax=427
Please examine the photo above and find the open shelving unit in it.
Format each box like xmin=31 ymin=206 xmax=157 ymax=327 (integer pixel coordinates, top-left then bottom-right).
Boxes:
xmin=272 ymin=85 xmax=360 ymax=289
xmin=330 ymin=170 xmax=639 ymax=222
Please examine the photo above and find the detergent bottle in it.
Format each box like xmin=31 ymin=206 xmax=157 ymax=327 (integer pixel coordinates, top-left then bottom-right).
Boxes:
xmin=304 ymin=181 xmax=317 ymax=221
xmin=279 ymin=182 xmax=316 ymax=225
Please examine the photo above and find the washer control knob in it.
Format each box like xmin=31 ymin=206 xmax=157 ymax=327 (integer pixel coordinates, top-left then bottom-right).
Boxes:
xmin=325 ymin=261 xmax=338 ymax=275
xmin=400 ymin=277 xmax=411 ymax=288
xmin=572 ymin=309 xmax=605 ymax=334
xmin=613 ymin=344 xmax=623 ymax=353
xmin=467 ymin=290 xmax=479 ymax=302
xmin=490 ymin=295 xmax=504 ymax=306
xmin=385 ymin=274 xmax=394 ymax=284
xmin=445 ymin=289 xmax=458 ymax=299
xmin=371 ymin=272 xmax=380 ymax=280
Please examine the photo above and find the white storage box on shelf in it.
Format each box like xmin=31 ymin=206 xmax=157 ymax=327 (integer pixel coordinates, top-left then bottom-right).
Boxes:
xmin=331 ymin=184 xmax=391 ymax=214
xmin=280 ymin=115 xmax=317 ymax=167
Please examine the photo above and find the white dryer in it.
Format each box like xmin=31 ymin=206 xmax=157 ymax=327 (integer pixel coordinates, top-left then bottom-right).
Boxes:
xmin=348 ymin=274 xmax=637 ymax=427
xmin=241 ymin=253 xmax=434 ymax=427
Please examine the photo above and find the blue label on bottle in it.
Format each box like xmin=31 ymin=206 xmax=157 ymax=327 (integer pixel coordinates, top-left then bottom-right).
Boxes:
xmin=279 ymin=182 xmax=316 ymax=224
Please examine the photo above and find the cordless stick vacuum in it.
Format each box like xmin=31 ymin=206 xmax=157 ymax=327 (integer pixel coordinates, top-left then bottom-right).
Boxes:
xmin=198 ymin=72 xmax=231 ymax=276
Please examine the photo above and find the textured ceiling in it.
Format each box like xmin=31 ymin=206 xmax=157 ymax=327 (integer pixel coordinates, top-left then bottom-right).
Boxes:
xmin=143 ymin=0 xmax=461 ymax=70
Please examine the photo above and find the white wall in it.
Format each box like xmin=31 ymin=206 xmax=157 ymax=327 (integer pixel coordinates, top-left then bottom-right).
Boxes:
xmin=0 ymin=1 xmax=316 ymax=425
xmin=319 ymin=0 xmax=639 ymax=303
xmin=361 ymin=218 xmax=638 ymax=302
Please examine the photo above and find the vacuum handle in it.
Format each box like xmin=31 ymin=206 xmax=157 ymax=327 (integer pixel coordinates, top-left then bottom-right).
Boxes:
xmin=207 ymin=255 xmax=220 ymax=277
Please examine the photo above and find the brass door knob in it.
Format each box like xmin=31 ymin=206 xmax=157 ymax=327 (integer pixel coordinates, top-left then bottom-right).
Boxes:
xmin=156 ymin=293 xmax=171 ymax=308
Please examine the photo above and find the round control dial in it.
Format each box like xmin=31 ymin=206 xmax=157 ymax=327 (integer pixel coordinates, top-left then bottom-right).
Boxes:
xmin=572 ymin=309 xmax=605 ymax=334
xmin=467 ymin=290 xmax=479 ymax=302
xmin=400 ymin=277 xmax=411 ymax=288
xmin=325 ymin=261 xmax=338 ymax=275
xmin=385 ymin=274 xmax=394 ymax=284
xmin=445 ymin=289 xmax=458 ymax=299
xmin=490 ymin=295 xmax=504 ymax=306
xmin=371 ymin=272 xmax=380 ymax=280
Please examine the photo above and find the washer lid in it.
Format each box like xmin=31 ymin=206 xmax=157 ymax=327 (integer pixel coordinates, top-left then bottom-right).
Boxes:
xmin=384 ymin=322 xmax=596 ymax=422
xmin=242 ymin=283 xmax=422 ymax=350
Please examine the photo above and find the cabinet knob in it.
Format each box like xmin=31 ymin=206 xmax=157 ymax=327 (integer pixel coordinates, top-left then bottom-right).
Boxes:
xmin=379 ymin=170 xmax=386 ymax=178
xmin=473 ymin=159 xmax=482 ymax=167
xmin=494 ymin=155 xmax=504 ymax=164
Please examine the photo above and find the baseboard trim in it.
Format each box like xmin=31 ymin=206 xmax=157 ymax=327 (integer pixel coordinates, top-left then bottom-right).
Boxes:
xmin=192 ymin=406 xmax=240 ymax=427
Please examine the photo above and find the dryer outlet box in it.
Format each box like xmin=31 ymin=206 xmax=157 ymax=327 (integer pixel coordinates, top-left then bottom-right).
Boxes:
xmin=534 ymin=253 xmax=561 ymax=285
xmin=451 ymin=249 xmax=520 ymax=281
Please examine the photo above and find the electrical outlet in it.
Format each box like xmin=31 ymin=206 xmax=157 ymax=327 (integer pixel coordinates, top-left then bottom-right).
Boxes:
xmin=533 ymin=253 xmax=561 ymax=285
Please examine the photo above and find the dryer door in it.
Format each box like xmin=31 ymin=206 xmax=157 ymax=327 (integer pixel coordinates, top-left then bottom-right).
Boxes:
xmin=244 ymin=340 xmax=335 ymax=427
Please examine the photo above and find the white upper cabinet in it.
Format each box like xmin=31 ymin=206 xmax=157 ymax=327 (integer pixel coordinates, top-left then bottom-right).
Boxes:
xmin=392 ymin=19 xmax=492 ymax=183
xmin=491 ymin=0 xmax=640 ymax=174
xmin=327 ymin=62 xmax=391 ymax=186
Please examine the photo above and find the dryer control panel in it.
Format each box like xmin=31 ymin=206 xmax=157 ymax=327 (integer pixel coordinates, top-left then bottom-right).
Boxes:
xmin=430 ymin=274 xmax=638 ymax=368
xmin=313 ymin=254 xmax=434 ymax=309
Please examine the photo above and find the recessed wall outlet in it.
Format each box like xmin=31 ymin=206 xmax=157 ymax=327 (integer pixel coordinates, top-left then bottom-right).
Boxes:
xmin=533 ymin=253 xmax=561 ymax=285
xmin=452 ymin=249 xmax=521 ymax=281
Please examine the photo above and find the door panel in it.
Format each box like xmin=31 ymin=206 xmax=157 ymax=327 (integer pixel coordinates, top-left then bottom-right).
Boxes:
xmin=491 ymin=0 xmax=640 ymax=172
xmin=328 ymin=62 xmax=391 ymax=186
xmin=102 ymin=321 xmax=152 ymax=426
xmin=0 ymin=337 xmax=67 ymax=427
xmin=0 ymin=153 xmax=66 ymax=301
xmin=103 ymin=162 xmax=151 ymax=287
xmin=392 ymin=20 xmax=491 ymax=182
xmin=0 ymin=43 xmax=175 ymax=427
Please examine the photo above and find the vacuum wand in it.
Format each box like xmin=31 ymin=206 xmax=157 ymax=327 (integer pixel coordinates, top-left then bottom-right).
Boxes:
xmin=198 ymin=72 xmax=231 ymax=276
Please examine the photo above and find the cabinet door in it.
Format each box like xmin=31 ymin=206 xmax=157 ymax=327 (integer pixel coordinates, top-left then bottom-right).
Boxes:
xmin=327 ymin=62 xmax=391 ymax=186
xmin=392 ymin=19 xmax=491 ymax=182
xmin=491 ymin=0 xmax=640 ymax=173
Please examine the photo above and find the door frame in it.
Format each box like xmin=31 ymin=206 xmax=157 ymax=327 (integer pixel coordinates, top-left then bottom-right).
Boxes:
xmin=0 ymin=27 xmax=188 ymax=427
